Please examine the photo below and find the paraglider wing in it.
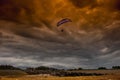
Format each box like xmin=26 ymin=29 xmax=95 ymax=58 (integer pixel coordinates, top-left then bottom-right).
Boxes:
xmin=57 ymin=18 xmax=72 ymax=27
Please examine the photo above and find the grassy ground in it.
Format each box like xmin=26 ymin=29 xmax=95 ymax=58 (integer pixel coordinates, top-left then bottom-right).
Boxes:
xmin=67 ymin=69 xmax=120 ymax=75
xmin=0 ymin=75 xmax=120 ymax=80
xmin=0 ymin=70 xmax=120 ymax=80
xmin=0 ymin=70 xmax=27 ymax=77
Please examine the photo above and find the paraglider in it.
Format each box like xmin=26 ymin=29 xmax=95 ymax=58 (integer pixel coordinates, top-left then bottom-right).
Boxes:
xmin=57 ymin=18 xmax=72 ymax=27
xmin=57 ymin=18 xmax=72 ymax=32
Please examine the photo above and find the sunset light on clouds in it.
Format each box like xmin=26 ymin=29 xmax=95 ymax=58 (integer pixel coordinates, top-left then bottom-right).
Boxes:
xmin=0 ymin=0 xmax=120 ymax=69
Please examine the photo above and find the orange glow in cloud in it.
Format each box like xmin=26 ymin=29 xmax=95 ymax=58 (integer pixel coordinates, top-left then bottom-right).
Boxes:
xmin=0 ymin=0 xmax=120 ymax=30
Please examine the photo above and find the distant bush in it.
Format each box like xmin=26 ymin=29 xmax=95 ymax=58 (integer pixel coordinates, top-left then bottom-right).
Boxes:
xmin=35 ymin=66 xmax=50 ymax=70
xmin=67 ymin=68 xmax=83 ymax=71
xmin=98 ymin=67 xmax=107 ymax=70
xmin=112 ymin=66 xmax=120 ymax=69
xmin=78 ymin=68 xmax=83 ymax=70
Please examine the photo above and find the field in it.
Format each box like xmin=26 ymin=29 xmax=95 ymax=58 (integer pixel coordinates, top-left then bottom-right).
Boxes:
xmin=67 ymin=69 xmax=120 ymax=75
xmin=1 ymin=75 xmax=120 ymax=80
xmin=0 ymin=70 xmax=120 ymax=80
xmin=0 ymin=70 xmax=27 ymax=76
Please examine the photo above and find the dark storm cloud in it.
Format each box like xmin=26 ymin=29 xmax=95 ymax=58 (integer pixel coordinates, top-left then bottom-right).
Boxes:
xmin=0 ymin=0 xmax=37 ymax=25
xmin=97 ymin=0 xmax=120 ymax=11
xmin=104 ymin=22 xmax=120 ymax=42
xmin=0 ymin=0 xmax=10 ymax=5
xmin=103 ymin=21 xmax=120 ymax=56
xmin=69 ymin=0 xmax=96 ymax=8
xmin=108 ymin=0 xmax=120 ymax=10
xmin=0 ymin=20 xmax=99 ymax=68
xmin=115 ymin=0 xmax=120 ymax=10
xmin=69 ymin=0 xmax=120 ymax=10
xmin=0 ymin=19 xmax=120 ymax=68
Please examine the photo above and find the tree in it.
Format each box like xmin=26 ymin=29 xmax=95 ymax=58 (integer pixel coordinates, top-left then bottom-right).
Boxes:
xmin=112 ymin=66 xmax=120 ymax=69
xmin=98 ymin=67 xmax=107 ymax=70
xmin=78 ymin=67 xmax=83 ymax=70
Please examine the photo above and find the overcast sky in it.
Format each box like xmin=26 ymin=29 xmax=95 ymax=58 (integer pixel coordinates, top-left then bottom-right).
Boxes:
xmin=0 ymin=0 xmax=120 ymax=69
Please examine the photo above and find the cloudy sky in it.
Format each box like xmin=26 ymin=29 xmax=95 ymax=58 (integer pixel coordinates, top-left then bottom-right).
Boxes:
xmin=0 ymin=0 xmax=120 ymax=69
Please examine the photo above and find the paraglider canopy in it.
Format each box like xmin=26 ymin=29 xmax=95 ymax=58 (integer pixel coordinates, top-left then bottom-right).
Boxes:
xmin=57 ymin=18 xmax=72 ymax=27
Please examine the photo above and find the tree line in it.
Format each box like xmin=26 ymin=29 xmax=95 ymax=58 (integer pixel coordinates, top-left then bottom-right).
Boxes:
xmin=0 ymin=65 xmax=21 ymax=70
xmin=0 ymin=65 xmax=120 ymax=70
xmin=0 ymin=65 xmax=120 ymax=76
